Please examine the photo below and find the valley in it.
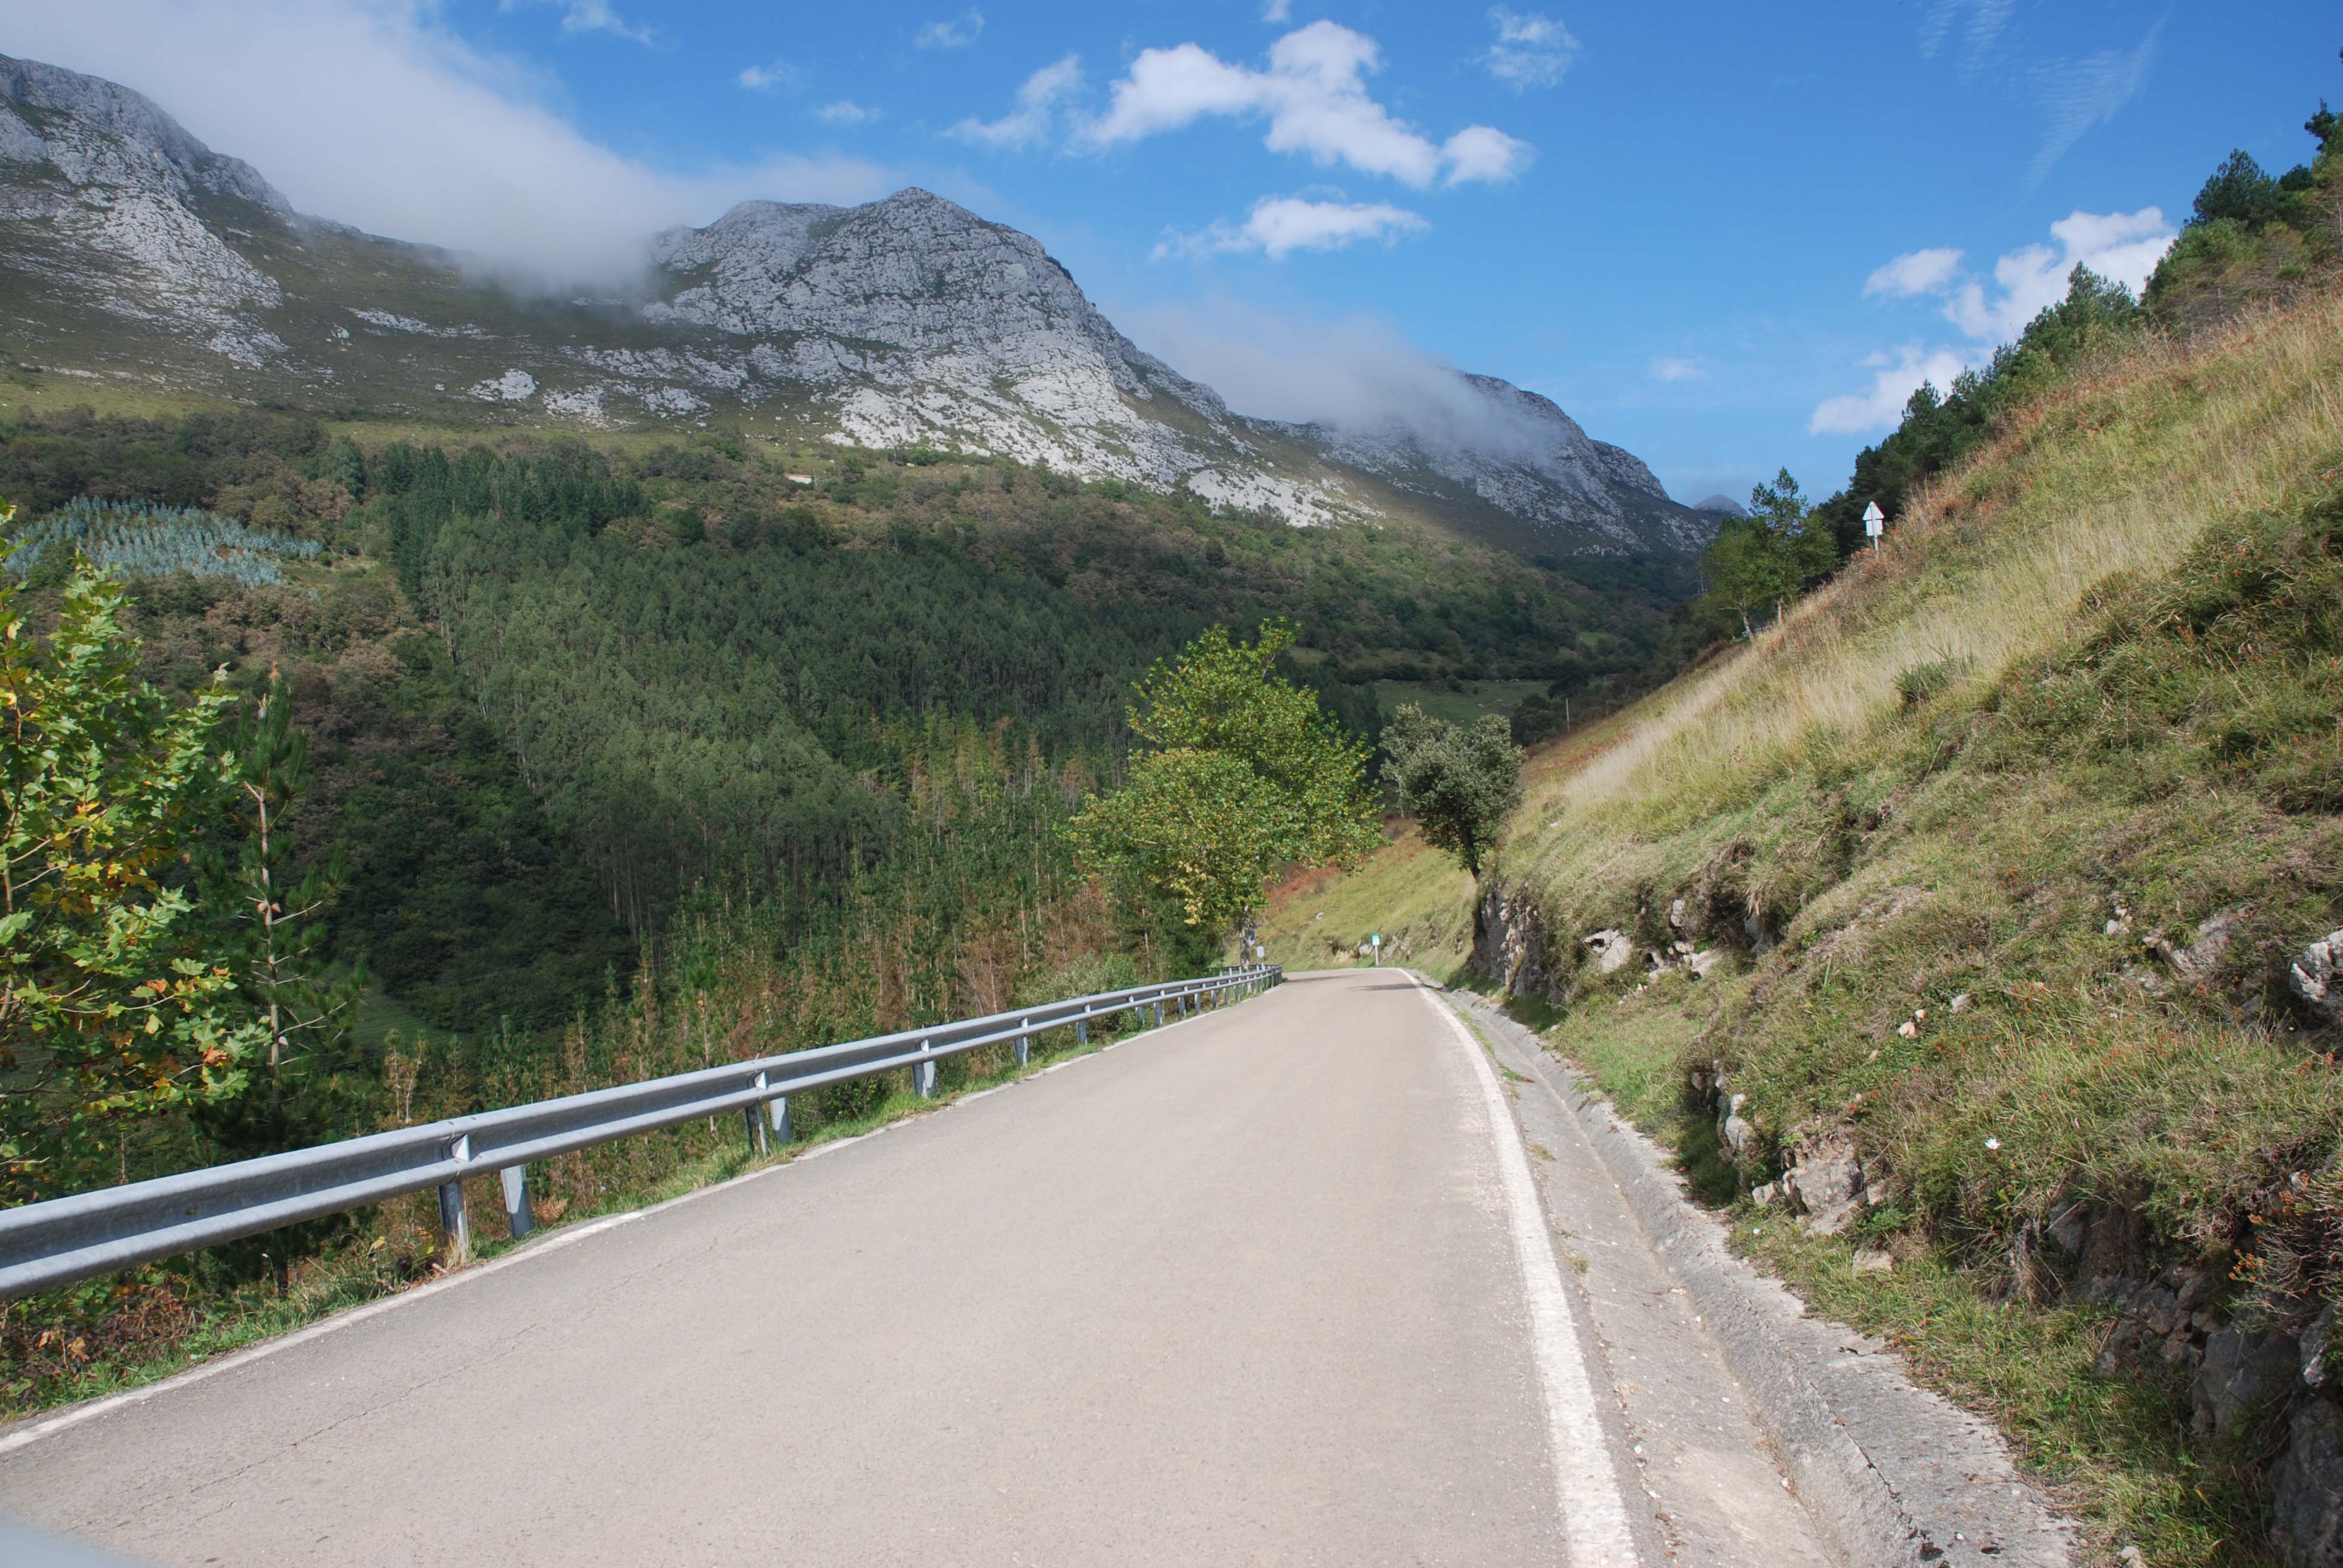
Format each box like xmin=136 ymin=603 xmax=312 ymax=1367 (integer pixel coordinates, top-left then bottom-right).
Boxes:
xmin=2 ymin=22 xmax=2341 ymax=1568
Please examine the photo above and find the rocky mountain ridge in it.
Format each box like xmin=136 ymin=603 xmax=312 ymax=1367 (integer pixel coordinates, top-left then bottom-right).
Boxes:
xmin=0 ymin=53 xmax=1709 ymax=555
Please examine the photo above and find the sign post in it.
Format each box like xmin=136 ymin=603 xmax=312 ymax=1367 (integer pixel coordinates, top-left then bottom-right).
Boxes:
xmin=1863 ymin=500 xmax=1887 ymax=553
xmin=1371 ymin=933 xmax=1382 ymax=967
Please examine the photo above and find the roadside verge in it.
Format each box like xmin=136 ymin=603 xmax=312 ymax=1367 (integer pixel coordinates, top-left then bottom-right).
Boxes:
xmin=1439 ymin=980 xmax=2073 ymax=1568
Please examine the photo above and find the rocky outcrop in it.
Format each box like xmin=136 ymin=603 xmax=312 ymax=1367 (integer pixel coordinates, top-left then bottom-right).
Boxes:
xmin=2292 ymin=928 xmax=2343 ymax=1029
xmin=0 ymin=54 xmax=1702 ymax=553
xmin=1473 ymin=883 xmax=1563 ymax=1000
xmin=1311 ymin=373 xmax=1713 ymax=553
xmin=0 ymin=53 xmax=285 ymax=345
xmin=1582 ymin=929 xmax=1634 ymax=974
xmin=2276 ymin=1399 xmax=2343 ymax=1567
xmin=2143 ymin=903 xmax=2249 ymax=990
xmin=2194 ymin=1324 xmax=2302 ymax=1437
xmin=1780 ymin=1123 xmax=1867 ymax=1236
xmin=638 ymin=189 xmax=1352 ymax=517
xmin=0 ymin=54 xmax=284 ymax=211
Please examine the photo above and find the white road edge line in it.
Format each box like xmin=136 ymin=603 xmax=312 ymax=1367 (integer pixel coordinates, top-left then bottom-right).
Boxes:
xmin=1408 ymin=972 xmax=1643 ymax=1568
xmin=0 ymin=988 xmax=1265 ymax=1457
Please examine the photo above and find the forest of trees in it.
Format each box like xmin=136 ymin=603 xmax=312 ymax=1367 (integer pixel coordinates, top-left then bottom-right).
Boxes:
xmin=1 ymin=406 xmax=1697 ymax=1395
xmin=0 ymin=404 xmax=1697 ymax=1224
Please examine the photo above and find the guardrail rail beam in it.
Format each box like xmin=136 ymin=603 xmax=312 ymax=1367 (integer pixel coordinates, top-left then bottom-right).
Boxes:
xmin=0 ymin=965 xmax=1280 ymax=1299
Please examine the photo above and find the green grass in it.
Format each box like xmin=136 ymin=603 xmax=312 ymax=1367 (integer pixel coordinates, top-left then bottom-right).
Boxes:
xmin=1263 ymin=286 xmax=2343 ymax=1564
xmin=1742 ymin=1222 xmax=2271 ymax=1566
xmin=1257 ymin=824 xmax=1476 ymax=979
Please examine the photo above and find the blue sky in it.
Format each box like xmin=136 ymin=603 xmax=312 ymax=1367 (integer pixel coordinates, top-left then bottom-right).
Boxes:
xmin=10 ymin=1 xmax=2341 ymax=503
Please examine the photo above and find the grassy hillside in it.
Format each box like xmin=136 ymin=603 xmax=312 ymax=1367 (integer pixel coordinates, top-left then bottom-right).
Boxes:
xmin=1265 ymin=289 xmax=2343 ymax=1563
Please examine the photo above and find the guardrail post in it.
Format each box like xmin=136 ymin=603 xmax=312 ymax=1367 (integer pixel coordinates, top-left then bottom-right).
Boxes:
xmin=768 ymin=1094 xmax=790 ymax=1145
xmin=499 ymin=1165 xmax=534 ymax=1240
xmin=1075 ymin=1011 xmax=1087 ymax=1048
xmin=914 ymin=1039 xmax=936 ymax=1099
xmin=1016 ymin=1016 xmax=1031 ymax=1068
xmin=1154 ymin=998 xmax=1164 ymax=1027
xmin=743 ymin=1071 xmax=770 ymax=1155
xmin=438 ymin=1134 xmax=472 ymax=1265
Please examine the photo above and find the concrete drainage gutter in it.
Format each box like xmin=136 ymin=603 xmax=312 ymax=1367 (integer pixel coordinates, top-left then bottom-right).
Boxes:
xmin=1446 ymin=985 xmax=2073 ymax=1568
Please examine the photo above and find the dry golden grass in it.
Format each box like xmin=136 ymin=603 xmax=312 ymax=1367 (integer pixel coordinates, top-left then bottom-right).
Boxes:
xmin=1512 ymin=293 xmax=2343 ymax=883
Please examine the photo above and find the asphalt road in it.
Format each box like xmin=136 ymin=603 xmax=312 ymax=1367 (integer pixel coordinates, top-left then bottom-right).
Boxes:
xmin=0 ymin=970 xmax=1839 ymax=1567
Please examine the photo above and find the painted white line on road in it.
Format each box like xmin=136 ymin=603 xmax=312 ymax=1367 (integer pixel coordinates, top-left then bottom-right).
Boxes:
xmin=1409 ymin=973 xmax=1643 ymax=1568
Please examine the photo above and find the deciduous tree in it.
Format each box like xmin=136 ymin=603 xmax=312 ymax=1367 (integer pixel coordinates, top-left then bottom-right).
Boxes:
xmin=1383 ymin=705 xmax=1523 ymax=878
xmin=1070 ymin=622 xmax=1378 ymax=937
xmin=0 ymin=523 xmax=256 ymax=1201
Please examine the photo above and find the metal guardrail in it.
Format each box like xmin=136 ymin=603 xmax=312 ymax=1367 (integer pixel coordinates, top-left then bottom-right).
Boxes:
xmin=0 ymin=965 xmax=1283 ymax=1299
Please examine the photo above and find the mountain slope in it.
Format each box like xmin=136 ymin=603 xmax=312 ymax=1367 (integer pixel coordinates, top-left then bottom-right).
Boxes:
xmin=1260 ymin=289 xmax=2343 ymax=1566
xmin=0 ymin=53 xmax=1708 ymax=556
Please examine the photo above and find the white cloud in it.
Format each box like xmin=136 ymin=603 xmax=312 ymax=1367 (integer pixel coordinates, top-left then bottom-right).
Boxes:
xmin=813 ymin=100 xmax=880 ymax=126
xmin=1440 ymin=125 xmax=1532 ymax=186
xmin=1944 ymin=207 xmax=2172 ymax=339
xmin=914 ymin=10 xmax=984 ymax=49
xmin=949 ymin=54 xmax=1081 ymax=150
xmin=738 ymin=60 xmax=800 ymax=93
xmin=9 ymin=0 xmax=894 ymax=287
xmin=1809 ymin=345 xmax=1973 ymax=436
xmin=1649 ymin=356 xmax=1700 ymax=382
xmin=1863 ymin=247 xmax=1964 ymax=298
xmin=1919 ymin=0 xmax=2014 ymax=73
xmin=1484 ymin=8 xmax=1580 ymax=90
xmin=2027 ymin=25 xmax=2160 ymax=190
xmin=1156 ymin=196 xmax=1427 ymax=261
xmin=1819 ymin=208 xmax=2175 ymax=434
xmin=1126 ymin=297 xmax=1558 ymax=453
xmin=503 ymin=0 xmax=653 ymax=46
xmin=1263 ymin=0 xmax=1294 ymax=20
xmin=1079 ymin=22 xmax=1528 ymax=188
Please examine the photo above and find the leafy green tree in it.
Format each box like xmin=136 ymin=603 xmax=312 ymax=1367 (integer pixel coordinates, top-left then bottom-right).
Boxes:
xmin=1070 ymin=622 xmax=1378 ymax=936
xmin=1698 ymin=469 xmax=1833 ymax=638
xmin=1383 ymin=705 xmax=1522 ymax=877
xmin=0 ymin=531 xmax=256 ymax=1202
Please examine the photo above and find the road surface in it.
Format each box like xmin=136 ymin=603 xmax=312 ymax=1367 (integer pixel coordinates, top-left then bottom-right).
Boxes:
xmin=0 ymin=970 xmax=1839 ymax=1566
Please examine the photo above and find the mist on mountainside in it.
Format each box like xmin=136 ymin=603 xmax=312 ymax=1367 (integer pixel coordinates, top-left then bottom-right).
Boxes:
xmin=1124 ymin=297 xmax=1568 ymax=455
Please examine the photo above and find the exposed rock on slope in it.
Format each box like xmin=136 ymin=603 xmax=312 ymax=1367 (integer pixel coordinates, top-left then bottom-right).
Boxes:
xmin=1312 ymin=373 xmax=1708 ymax=552
xmin=642 ymin=189 xmax=1345 ymax=524
xmin=0 ymin=53 xmax=1710 ymax=554
xmin=0 ymin=53 xmax=286 ymax=350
